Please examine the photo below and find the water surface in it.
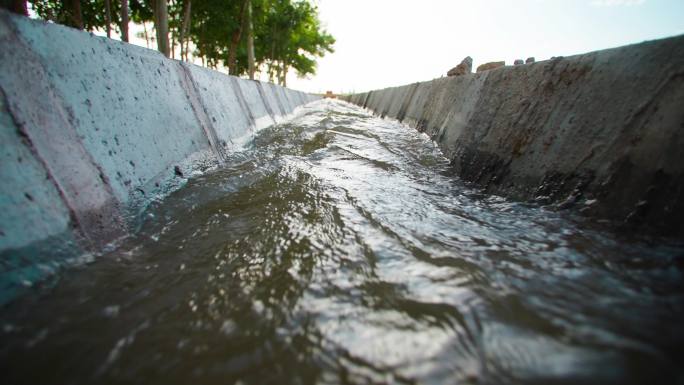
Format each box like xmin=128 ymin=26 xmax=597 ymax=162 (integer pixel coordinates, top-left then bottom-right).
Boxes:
xmin=1 ymin=99 xmax=683 ymax=385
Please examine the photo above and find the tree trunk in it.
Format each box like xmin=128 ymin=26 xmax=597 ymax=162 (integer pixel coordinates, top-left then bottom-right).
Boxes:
xmin=3 ymin=0 xmax=28 ymax=15
xmin=171 ymin=30 xmax=175 ymax=59
xmin=227 ymin=0 xmax=248 ymax=75
xmin=275 ymin=61 xmax=282 ymax=85
xmin=68 ymin=0 xmax=83 ymax=29
xmin=120 ymin=0 xmax=129 ymax=42
xmin=184 ymin=37 xmax=190 ymax=61
xmin=154 ymin=0 xmax=170 ymax=57
xmin=72 ymin=0 xmax=83 ymax=29
xmin=104 ymin=0 xmax=111 ymax=38
xmin=268 ymin=61 xmax=276 ymax=83
xmin=199 ymin=21 xmax=207 ymax=63
xmin=268 ymin=23 xmax=277 ymax=83
xmin=246 ymin=0 xmax=255 ymax=79
xmin=281 ymin=63 xmax=287 ymax=87
xmin=143 ymin=21 xmax=150 ymax=48
xmin=179 ymin=0 xmax=191 ymax=61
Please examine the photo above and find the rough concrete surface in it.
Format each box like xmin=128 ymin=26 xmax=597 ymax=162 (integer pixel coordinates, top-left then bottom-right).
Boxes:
xmin=342 ymin=34 xmax=684 ymax=236
xmin=0 ymin=10 xmax=319 ymax=301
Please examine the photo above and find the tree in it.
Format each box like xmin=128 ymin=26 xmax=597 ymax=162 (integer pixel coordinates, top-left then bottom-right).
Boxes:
xmin=188 ymin=0 xmax=245 ymax=69
xmin=178 ymin=0 xmax=191 ymax=61
xmin=31 ymin=0 xmax=116 ymax=31
xmin=129 ymin=0 xmax=154 ymax=47
xmin=68 ymin=0 xmax=83 ymax=29
xmin=27 ymin=0 xmax=335 ymax=84
xmin=104 ymin=0 xmax=111 ymax=37
xmin=154 ymin=0 xmax=169 ymax=56
xmin=1 ymin=0 xmax=28 ymax=15
xmin=259 ymin=0 xmax=334 ymax=85
xmin=245 ymin=0 xmax=255 ymax=79
xmin=120 ymin=0 xmax=128 ymax=41
xmin=227 ymin=0 xmax=248 ymax=75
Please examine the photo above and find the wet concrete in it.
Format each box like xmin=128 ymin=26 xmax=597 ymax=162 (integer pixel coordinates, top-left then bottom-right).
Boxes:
xmin=0 ymin=10 xmax=319 ymax=302
xmin=2 ymin=100 xmax=682 ymax=384
xmin=341 ymin=35 xmax=684 ymax=236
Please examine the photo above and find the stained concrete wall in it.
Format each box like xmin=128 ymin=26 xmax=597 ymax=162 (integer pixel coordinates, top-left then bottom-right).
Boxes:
xmin=342 ymin=35 xmax=684 ymax=235
xmin=0 ymin=10 xmax=318 ymax=301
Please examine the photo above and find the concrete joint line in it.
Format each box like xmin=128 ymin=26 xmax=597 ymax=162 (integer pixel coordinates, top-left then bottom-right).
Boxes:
xmin=271 ymin=86 xmax=287 ymax=116
xmin=229 ymin=77 xmax=256 ymax=130
xmin=397 ymin=83 xmax=420 ymax=122
xmin=254 ymin=81 xmax=276 ymax=122
xmin=177 ymin=62 xmax=227 ymax=163
xmin=279 ymin=89 xmax=292 ymax=114
xmin=0 ymin=13 xmax=124 ymax=250
xmin=0 ymin=84 xmax=87 ymax=244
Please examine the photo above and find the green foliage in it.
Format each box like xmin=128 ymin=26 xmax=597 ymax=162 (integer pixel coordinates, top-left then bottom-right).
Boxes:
xmin=30 ymin=0 xmax=134 ymax=36
xmin=261 ymin=0 xmax=334 ymax=79
xmin=31 ymin=0 xmax=107 ymax=30
xmin=188 ymin=0 xmax=335 ymax=82
xmin=28 ymin=0 xmax=334 ymax=84
xmin=189 ymin=0 xmax=245 ymax=68
xmin=129 ymin=0 xmax=153 ymax=24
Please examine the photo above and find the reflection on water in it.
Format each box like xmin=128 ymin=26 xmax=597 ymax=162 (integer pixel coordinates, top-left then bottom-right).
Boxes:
xmin=1 ymin=100 xmax=683 ymax=385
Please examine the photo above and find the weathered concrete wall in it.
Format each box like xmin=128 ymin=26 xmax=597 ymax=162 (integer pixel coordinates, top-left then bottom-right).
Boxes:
xmin=0 ymin=10 xmax=318 ymax=302
xmin=342 ymin=35 xmax=684 ymax=235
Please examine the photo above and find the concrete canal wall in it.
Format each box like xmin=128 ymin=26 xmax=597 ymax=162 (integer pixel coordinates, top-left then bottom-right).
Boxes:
xmin=0 ymin=10 xmax=318 ymax=300
xmin=342 ymin=35 xmax=684 ymax=236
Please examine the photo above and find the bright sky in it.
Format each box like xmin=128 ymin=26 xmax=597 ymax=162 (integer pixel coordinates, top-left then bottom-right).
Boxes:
xmin=287 ymin=0 xmax=684 ymax=94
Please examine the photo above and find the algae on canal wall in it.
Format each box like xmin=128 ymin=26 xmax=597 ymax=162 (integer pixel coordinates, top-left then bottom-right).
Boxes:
xmin=341 ymin=35 xmax=684 ymax=235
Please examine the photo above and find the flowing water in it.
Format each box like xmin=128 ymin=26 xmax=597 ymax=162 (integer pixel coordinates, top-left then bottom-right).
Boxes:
xmin=1 ymin=99 xmax=683 ymax=385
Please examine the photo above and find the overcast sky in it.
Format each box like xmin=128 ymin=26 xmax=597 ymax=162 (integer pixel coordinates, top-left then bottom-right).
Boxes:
xmin=286 ymin=0 xmax=684 ymax=93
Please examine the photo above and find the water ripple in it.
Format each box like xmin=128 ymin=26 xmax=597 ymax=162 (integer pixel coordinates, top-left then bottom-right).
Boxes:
xmin=1 ymin=100 xmax=683 ymax=385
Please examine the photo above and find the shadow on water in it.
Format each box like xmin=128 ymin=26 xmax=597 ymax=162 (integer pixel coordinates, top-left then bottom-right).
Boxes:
xmin=1 ymin=100 xmax=683 ymax=385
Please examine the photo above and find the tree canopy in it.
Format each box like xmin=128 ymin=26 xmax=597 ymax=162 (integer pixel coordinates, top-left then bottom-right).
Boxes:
xmin=21 ymin=0 xmax=334 ymax=85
